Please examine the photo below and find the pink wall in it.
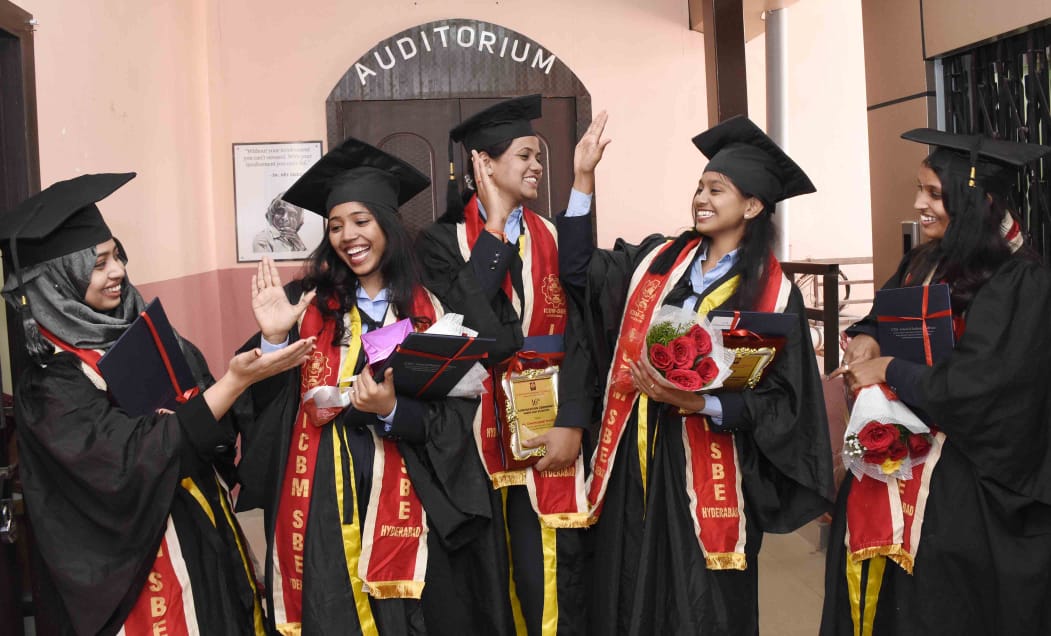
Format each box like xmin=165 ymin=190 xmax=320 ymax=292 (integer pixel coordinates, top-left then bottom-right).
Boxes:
xmin=18 ymin=0 xmax=872 ymax=371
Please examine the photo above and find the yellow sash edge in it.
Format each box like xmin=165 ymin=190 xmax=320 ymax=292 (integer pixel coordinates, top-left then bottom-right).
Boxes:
xmin=492 ymin=470 xmax=527 ymax=489
xmin=704 ymin=552 xmax=748 ymax=571
xmin=365 ymin=580 xmax=425 ymax=599
xmin=538 ymin=512 xmax=591 ymax=529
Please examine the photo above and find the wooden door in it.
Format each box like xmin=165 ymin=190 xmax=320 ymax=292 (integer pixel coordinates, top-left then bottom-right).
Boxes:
xmin=339 ymin=96 xmax=577 ymax=237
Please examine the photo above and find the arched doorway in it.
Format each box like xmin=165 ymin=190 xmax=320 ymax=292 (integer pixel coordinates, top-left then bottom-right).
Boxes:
xmin=326 ymin=18 xmax=593 ymax=237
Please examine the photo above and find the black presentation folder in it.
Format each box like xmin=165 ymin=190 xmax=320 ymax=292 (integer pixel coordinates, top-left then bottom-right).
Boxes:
xmin=374 ymin=333 xmax=494 ymax=399
xmin=873 ymin=284 xmax=954 ymax=366
xmin=97 ymin=298 xmax=197 ymax=417
xmin=707 ymin=310 xmax=798 ymax=337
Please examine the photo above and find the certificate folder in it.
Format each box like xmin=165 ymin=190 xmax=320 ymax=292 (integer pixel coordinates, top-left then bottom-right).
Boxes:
xmin=707 ymin=310 xmax=798 ymax=391
xmin=97 ymin=298 xmax=197 ymax=416
xmin=376 ymin=333 xmax=493 ymax=399
xmin=874 ymin=284 xmax=954 ymax=366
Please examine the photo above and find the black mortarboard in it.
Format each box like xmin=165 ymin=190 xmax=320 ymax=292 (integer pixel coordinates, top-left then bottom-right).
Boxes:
xmin=692 ymin=115 xmax=816 ymax=205
xmin=0 ymin=172 xmax=133 ymax=272
xmin=450 ymin=94 xmax=543 ymax=152
xmin=901 ymin=128 xmax=1051 ymax=188
xmin=283 ymin=137 xmax=430 ymax=217
xmin=445 ymin=94 xmax=543 ymax=215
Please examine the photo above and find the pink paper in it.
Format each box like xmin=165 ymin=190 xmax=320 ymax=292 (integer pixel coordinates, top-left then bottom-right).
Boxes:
xmin=360 ymin=318 xmax=413 ymax=367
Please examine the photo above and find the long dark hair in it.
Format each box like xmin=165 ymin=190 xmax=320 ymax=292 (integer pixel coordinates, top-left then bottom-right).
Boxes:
xmin=648 ymin=194 xmax=777 ymax=309
xmin=440 ymin=139 xmax=515 ymax=223
xmin=301 ymin=202 xmax=425 ymax=345
xmin=904 ymin=150 xmax=1036 ymax=313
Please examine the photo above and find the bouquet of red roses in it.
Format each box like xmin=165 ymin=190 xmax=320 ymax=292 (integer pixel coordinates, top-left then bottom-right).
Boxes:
xmin=843 ymin=384 xmax=933 ymax=481
xmin=635 ymin=305 xmax=734 ymax=392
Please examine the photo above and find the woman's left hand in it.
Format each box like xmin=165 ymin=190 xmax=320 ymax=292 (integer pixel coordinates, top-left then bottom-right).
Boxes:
xmin=628 ymin=358 xmax=706 ymax=413
xmin=572 ymin=111 xmax=612 ymax=193
xmin=523 ymin=427 xmax=582 ymax=473
xmin=843 ymin=356 xmax=893 ymax=391
xmin=351 ymin=367 xmax=397 ymax=417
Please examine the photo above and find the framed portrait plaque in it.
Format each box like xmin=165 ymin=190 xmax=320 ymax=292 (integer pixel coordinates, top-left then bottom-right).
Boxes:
xmin=233 ymin=141 xmax=323 ymax=262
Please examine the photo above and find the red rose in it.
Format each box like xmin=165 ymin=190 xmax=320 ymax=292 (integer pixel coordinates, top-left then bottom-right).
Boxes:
xmin=888 ymin=440 xmax=908 ymax=461
xmin=649 ymin=343 xmax=675 ymax=371
xmin=689 ymin=324 xmax=713 ymax=356
xmin=666 ymin=368 xmax=703 ymax=391
xmin=694 ymin=356 xmax=719 ymax=387
xmin=857 ymin=421 xmax=897 ymax=452
xmin=670 ymin=336 xmax=697 ymax=369
xmin=863 ymin=448 xmax=889 ymax=464
xmin=907 ymin=433 xmax=932 ymax=456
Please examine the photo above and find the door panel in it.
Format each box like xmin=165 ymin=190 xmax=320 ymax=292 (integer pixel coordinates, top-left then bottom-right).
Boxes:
xmin=339 ymin=96 xmax=577 ymax=237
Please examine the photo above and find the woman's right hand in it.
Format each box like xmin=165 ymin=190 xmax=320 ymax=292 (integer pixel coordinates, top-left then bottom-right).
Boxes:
xmin=829 ymin=333 xmax=881 ymax=380
xmin=472 ymin=149 xmax=517 ymax=234
xmin=252 ymin=256 xmax=316 ymax=344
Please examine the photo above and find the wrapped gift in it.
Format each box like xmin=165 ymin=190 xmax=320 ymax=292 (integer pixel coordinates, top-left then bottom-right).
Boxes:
xmin=874 ymin=283 xmax=954 ymax=366
xmin=708 ymin=310 xmax=798 ymax=391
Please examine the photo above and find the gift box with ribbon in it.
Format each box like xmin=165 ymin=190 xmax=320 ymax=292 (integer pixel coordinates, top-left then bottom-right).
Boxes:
xmin=874 ymin=283 xmax=954 ymax=366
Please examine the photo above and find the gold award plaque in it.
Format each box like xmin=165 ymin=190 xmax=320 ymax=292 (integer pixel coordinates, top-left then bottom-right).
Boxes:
xmin=720 ymin=347 xmax=778 ymax=391
xmin=502 ymin=366 xmax=559 ymax=461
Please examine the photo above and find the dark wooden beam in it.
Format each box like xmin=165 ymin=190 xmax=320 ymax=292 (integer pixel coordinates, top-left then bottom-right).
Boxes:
xmin=698 ymin=0 xmax=748 ymax=127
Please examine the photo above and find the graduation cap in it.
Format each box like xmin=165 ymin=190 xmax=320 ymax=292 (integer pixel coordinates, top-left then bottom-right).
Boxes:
xmin=692 ymin=115 xmax=815 ymax=206
xmin=283 ymin=137 xmax=430 ymax=217
xmin=0 ymin=173 xmax=134 ymax=305
xmin=451 ymin=94 xmax=542 ymax=152
xmin=901 ymin=128 xmax=1051 ymax=188
xmin=446 ymin=95 xmax=543 ymax=213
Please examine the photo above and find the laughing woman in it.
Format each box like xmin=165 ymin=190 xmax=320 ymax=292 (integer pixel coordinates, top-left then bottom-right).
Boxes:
xmin=414 ymin=95 xmax=592 ymax=635
xmin=558 ymin=115 xmax=833 ymax=634
xmin=821 ymin=130 xmax=1051 ymax=636
xmin=0 ymin=173 xmax=314 ymax=635
xmin=235 ymin=139 xmax=491 ymax=635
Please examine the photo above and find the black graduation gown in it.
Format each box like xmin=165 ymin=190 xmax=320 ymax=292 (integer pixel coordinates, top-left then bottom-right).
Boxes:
xmin=557 ymin=215 xmax=833 ymax=635
xmin=820 ymin=252 xmax=1051 ymax=636
xmin=414 ymin=214 xmax=590 ymax=636
xmin=235 ymin=282 xmax=494 ymax=636
xmin=15 ymin=341 xmax=262 ymax=636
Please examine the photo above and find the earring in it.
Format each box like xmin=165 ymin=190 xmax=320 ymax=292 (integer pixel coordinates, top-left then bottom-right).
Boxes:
xmin=464 ymin=174 xmax=475 ymax=191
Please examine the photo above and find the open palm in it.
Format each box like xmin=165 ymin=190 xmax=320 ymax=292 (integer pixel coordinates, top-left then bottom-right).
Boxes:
xmin=251 ymin=256 xmax=315 ymax=343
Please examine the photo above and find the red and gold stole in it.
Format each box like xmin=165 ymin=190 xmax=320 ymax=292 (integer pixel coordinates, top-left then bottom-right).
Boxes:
xmin=458 ymin=195 xmax=589 ymax=527
xmin=587 ymin=240 xmax=790 ymax=570
xmin=271 ymin=288 xmax=440 ymax=631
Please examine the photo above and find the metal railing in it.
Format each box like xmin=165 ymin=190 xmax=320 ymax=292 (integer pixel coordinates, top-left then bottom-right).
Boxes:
xmin=782 ymin=258 xmax=874 ymax=376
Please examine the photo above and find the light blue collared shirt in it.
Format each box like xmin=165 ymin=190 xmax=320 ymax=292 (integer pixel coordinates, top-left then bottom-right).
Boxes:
xmin=564 ymin=189 xmax=727 ymax=422
xmin=476 ymin=199 xmax=525 ymax=244
xmin=260 ymin=286 xmax=397 ymax=423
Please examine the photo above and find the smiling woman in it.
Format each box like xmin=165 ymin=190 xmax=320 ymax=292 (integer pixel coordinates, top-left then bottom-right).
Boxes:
xmin=0 ymin=172 xmax=314 ymax=635
xmin=557 ymin=113 xmax=833 ymax=634
xmin=234 ymin=137 xmax=493 ymax=635
xmin=414 ymin=94 xmax=592 ymax=635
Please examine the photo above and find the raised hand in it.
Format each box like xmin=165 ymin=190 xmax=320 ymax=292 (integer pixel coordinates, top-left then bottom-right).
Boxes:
xmin=251 ymin=256 xmax=316 ymax=343
xmin=573 ymin=111 xmax=612 ymax=193
xmin=472 ymin=149 xmax=517 ymax=235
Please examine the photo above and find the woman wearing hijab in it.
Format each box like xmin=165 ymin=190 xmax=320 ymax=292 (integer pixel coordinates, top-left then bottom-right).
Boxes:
xmin=558 ymin=115 xmax=833 ymax=634
xmin=236 ymin=138 xmax=493 ymax=635
xmin=1 ymin=172 xmax=314 ymax=635
xmin=821 ymin=130 xmax=1051 ymax=635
